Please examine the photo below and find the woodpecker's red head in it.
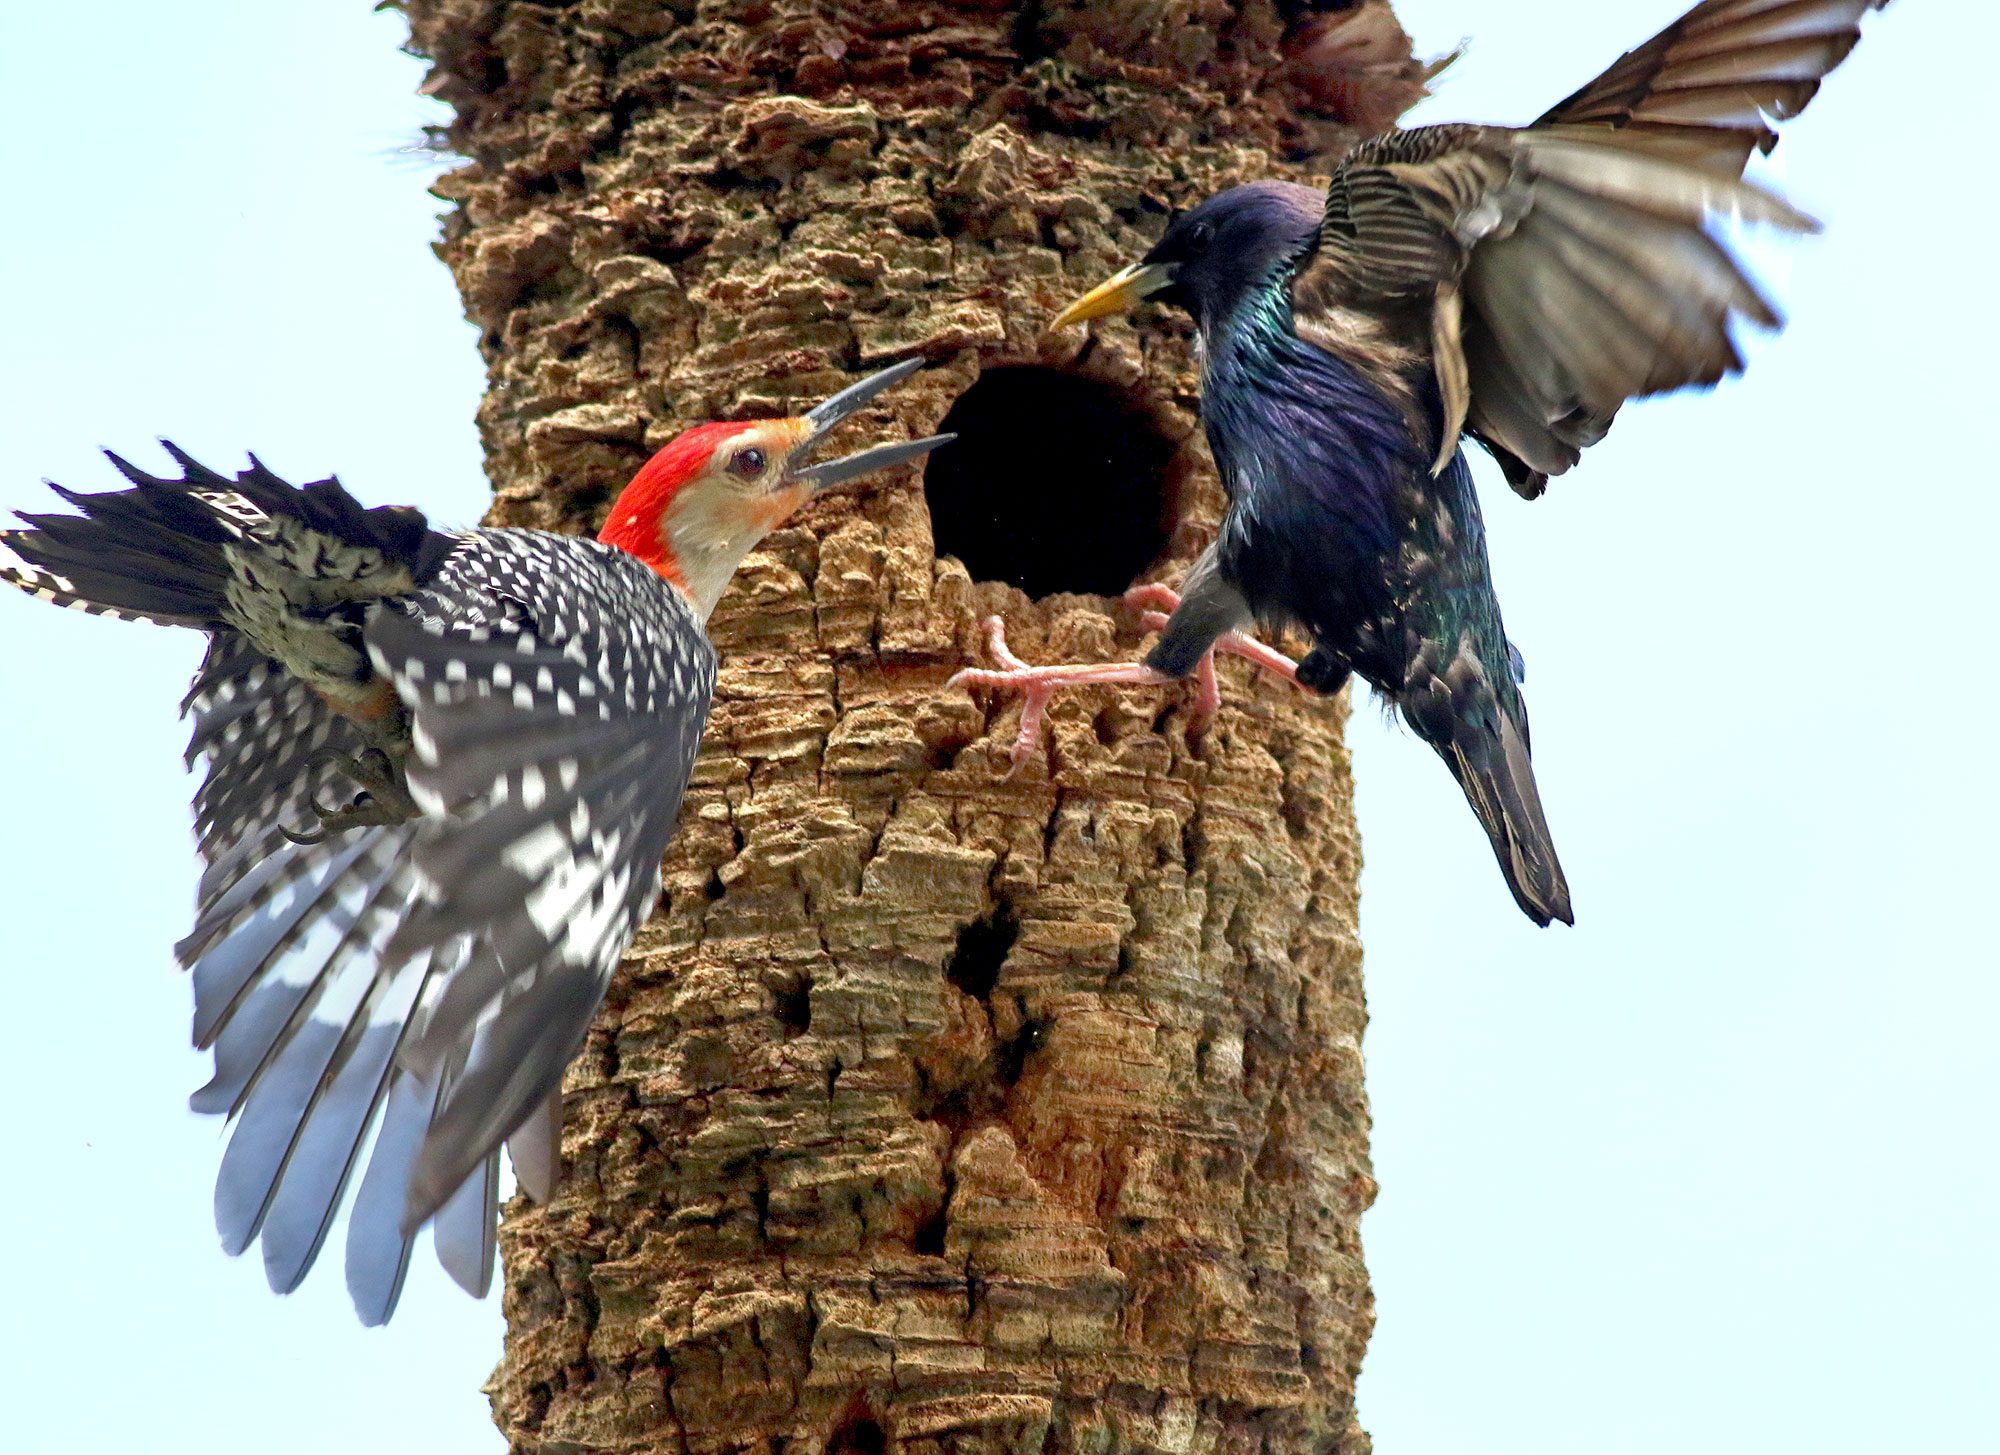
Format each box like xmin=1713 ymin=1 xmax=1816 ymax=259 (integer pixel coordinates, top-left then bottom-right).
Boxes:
xmin=601 ymin=360 xmax=947 ymax=618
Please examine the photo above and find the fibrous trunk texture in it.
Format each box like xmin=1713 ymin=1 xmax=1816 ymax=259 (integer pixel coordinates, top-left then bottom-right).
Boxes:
xmin=398 ymin=3 xmax=1413 ymax=1453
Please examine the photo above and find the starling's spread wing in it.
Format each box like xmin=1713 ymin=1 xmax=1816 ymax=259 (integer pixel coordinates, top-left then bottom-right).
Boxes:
xmin=1536 ymin=0 xmax=1884 ymax=174
xmin=366 ymin=532 xmax=716 ymax=1246
xmin=1291 ymin=0 xmax=1882 ymax=496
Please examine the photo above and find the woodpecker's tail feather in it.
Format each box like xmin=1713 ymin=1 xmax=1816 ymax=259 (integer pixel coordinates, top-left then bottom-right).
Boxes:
xmin=1 ymin=464 xmax=233 ymax=626
xmin=1 ymin=445 xmax=453 ymax=629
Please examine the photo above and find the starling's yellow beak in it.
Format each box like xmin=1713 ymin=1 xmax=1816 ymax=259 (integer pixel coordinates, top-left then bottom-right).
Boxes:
xmin=1050 ymin=261 xmax=1176 ymax=330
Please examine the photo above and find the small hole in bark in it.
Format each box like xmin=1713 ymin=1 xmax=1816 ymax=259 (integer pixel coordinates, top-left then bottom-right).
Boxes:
xmin=916 ymin=1085 xmax=976 ymax=1136
xmin=913 ymin=1177 xmax=951 ymax=1256
xmin=705 ymin=869 xmax=726 ymax=901
xmin=774 ymin=977 xmax=812 ymax=1037
xmin=996 ymin=1016 xmax=1049 ymax=1086
xmin=924 ymin=366 xmax=1179 ymax=599
xmin=522 ymin=1382 xmax=553 ymax=1430
xmin=913 ymin=1205 xmax=947 ymax=1256
xmin=945 ymin=909 xmax=1017 ymax=1003
xmin=826 ymin=1401 xmax=887 ymax=1455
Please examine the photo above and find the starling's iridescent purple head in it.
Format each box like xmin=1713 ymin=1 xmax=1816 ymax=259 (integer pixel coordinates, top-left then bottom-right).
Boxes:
xmin=1052 ymin=181 xmax=1323 ymax=335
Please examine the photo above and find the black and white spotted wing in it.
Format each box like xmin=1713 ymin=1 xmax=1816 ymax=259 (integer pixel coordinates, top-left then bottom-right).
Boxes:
xmin=363 ymin=532 xmax=716 ymax=1268
xmin=8 ymin=455 xmax=716 ymax=1321
xmin=180 ymin=531 xmax=714 ymax=1321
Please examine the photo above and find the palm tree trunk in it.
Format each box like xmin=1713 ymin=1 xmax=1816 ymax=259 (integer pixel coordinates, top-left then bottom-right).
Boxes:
xmin=397 ymin=3 xmax=1420 ymax=1451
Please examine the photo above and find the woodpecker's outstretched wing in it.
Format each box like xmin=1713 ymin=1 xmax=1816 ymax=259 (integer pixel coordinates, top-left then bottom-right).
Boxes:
xmin=183 ymin=531 xmax=714 ymax=1320
xmin=365 ymin=533 xmax=716 ymax=1242
xmin=6 ymin=453 xmax=718 ymax=1323
xmin=171 ymin=533 xmax=715 ymax=1322
xmin=1290 ymin=0 xmax=1884 ymax=494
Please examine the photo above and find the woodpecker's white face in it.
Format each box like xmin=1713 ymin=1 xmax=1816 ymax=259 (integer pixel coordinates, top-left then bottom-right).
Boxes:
xmin=648 ymin=418 xmax=818 ymax=620
xmin=598 ymin=360 xmax=949 ymax=620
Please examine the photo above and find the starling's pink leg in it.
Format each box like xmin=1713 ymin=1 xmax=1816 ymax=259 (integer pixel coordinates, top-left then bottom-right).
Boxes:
xmin=949 ymin=616 xmax=1178 ymax=766
xmin=1121 ymin=584 xmax=1302 ymax=707
xmin=948 ymin=590 xmax=1305 ymax=767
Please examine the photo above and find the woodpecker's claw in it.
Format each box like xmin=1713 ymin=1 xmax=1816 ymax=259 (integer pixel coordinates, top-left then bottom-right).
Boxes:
xmin=282 ymin=747 xmax=421 ymax=844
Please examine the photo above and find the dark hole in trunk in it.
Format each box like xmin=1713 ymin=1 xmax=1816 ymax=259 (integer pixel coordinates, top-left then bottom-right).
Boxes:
xmin=945 ymin=909 xmax=1017 ymax=1004
xmin=924 ymin=366 xmax=1178 ymax=599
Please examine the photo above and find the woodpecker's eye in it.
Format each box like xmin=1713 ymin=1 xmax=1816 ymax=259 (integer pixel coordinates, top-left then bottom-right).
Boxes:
xmin=730 ymin=447 xmax=767 ymax=479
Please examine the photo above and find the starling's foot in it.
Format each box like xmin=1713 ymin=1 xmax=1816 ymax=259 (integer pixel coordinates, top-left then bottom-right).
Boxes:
xmin=1294 ymin=647 xmax=1351 ymax=697
xmin=282 ymin=747 xmax=420 ymax=844
xmin=1121 ymin=583 xmax=1303 ymax=719
xmin=949 ymin=616 xmax=1177 ymax=769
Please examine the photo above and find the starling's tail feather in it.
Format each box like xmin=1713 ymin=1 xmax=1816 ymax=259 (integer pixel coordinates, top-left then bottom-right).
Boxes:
xmin=1436 ymin=705 xmax=1572 ymax=928
xmin=1395 ymin=618 xmax=1572 ymax=927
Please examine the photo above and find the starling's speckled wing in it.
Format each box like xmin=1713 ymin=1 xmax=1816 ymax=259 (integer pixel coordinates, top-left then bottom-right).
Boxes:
xmin=1292 ymin=0 xmax=1884 ymax=496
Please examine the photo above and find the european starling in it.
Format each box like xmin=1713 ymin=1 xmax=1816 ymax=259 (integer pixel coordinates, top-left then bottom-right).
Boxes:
xmin=955 ymin=0 xmax=1886 ymax=926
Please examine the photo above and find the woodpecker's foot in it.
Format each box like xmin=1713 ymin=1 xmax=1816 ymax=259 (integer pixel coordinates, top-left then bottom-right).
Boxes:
xmin=282 ymin=747 xmax=420 ymax=844
xmin=1120 ymin=584 xmax=1303 ymax=718
xmin=949 ymin=616 xmax=1177 ymax=769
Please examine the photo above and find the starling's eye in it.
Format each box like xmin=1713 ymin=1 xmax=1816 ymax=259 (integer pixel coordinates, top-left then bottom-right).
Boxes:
xmin=730 ymin=447 xmax=767 ymax=480
xmin=1185 ymin=219 xmax=1215 ymax=254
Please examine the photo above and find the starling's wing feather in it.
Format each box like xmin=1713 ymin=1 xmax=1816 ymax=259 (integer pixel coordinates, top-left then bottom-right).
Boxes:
xmin=1295 ymin=124 xmax=1809 ymax=489
xmin=1536 ymin=0 xmax=1887 ymax=173
xmin=1291 ymin=0 xmax=1880 ymax=496
xmin=365 ymin=532 xmax=716 ymax=1237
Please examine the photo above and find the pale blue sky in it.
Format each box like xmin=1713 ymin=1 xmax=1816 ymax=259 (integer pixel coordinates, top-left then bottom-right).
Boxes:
xmin=0 ymin=3 xmax=1991 ymax=1452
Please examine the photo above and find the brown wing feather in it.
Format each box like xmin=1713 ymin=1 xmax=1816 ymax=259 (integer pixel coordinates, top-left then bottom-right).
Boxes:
xmin=1289 ymin=0 xmax=1882 ymax=496
xmin=1537 ymin=0 xmax=1886 ymax=173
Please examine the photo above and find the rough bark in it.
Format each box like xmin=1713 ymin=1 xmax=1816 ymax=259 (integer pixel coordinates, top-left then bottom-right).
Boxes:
xmin=396 ymin=3 xmax=1416 ymax=1453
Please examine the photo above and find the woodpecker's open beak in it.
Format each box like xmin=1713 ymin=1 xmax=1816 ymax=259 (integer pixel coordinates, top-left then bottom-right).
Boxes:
xmin=789 ymin=359 xmax=954 ymax=493
xmin=1050 ymin=261 xmax=1177 ymax=330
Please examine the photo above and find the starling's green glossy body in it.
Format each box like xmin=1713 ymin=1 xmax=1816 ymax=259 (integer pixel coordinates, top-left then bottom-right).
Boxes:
xmin=1046 ymin=0 xmax=1886 ymax=925
xmin=1143 ymin=182 xmax=1568 ymax=925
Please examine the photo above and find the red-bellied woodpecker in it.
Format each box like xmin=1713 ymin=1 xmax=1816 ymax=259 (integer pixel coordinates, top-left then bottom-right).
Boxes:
xmin=0 ymin=359 xmax=946 ymax=1323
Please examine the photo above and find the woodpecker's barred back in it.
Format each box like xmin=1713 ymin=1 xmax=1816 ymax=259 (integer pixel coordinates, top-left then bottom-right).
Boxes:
xmin=2 ymin=450 xmax=715 ymax=1323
